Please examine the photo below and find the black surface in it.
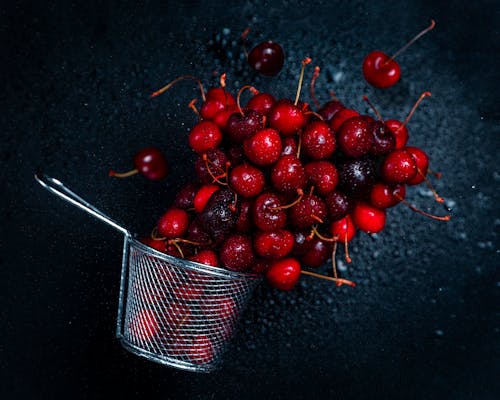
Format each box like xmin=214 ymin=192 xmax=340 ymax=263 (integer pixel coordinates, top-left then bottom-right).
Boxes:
xmin=2 ymin=1 xmax=499 ymax=399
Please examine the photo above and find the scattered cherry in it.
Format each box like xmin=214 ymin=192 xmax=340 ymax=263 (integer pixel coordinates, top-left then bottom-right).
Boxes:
xmin=247 ymin=41 xmax=285 ymax=76
xmin=266 ymin=257 xmax=301 ymax=290
xmin=109 ymin=147 xmax=168 ymax=181
xmin=352 ymin=202 xmax=386 ymax=233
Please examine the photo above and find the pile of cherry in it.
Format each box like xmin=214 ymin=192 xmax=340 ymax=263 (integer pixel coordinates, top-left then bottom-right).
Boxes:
xmin=110 ymin=59 xmax=450 ymax=291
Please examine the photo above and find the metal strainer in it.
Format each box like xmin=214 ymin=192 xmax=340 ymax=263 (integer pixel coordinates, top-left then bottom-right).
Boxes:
xmin=35 ymin=173 xmax=261 ymax=372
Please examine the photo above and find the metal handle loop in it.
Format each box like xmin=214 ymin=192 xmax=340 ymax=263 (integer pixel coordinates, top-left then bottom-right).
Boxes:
xmin=35 ymin=172 xmax=131 ymax=237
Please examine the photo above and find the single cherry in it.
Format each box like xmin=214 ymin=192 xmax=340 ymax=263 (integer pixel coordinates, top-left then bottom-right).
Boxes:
xmin=319 ymin=99 xmax=346 ymax=121
xmin=229 ymin=163 xmax=266 ymax=198
xmin=289 ymin=193 xmax=327 ymax=229
xmin=109 ymin=147 xmax=169 ymax=181
xmin=405 ymin=146 xmax=429 ymax=185
xmin=352 ymin=202 xmax=386 ymax=233
xmin=330 ymin=215 xmax=356 ymax=243
xmin=302 ymin=121 xmax=336 ymax=159
xmin=271 ymin=155 xmax=306 ymax=194
xmin=381 ymin=149 xmax=417 ymax=184
xmin=140 ymin=237 xmax=166 ymax=253
xmin=247 ymin=41 xmax=284 ymax=76
xmin=174 ymin=182 xmax=199 ymax=209
xmin=157 ymin=207 xmax=190 ymax=239
xmin=269 ymin=99 xmax=307 ymax=136
xmin=300 ymin=237 xmax=331 ymax=268
xmin=337 ymin=116 xmax=373 ymax=158
xmin=254 ymin=229 xmax=295 ymax=260
xmin=189 ymin=121 xmax=223 ymax=154
xmin=304 ymin=161 xmax=338 ymax=196
xmin=369 ymin=183 xmax=406 ymax=209
xmin=226 ymin=109 xmax=265 ymax=143
xmin=220 ymin=234 xmax=255 ymax=272
xmin=252 ymin=192 xmax=287 ymax=232
xmin=370 ymin=120 xmax=395 ymax=155
xmin=195 ymin=149 xmax=229 ymax=184
xmin=324 ymin=190 xmax=355 ymax=221
xmin=266 ymin=257 xmax=301 ymax=290
xmin=243 ymin=128 xmax=282 ymax=166
xmin=246 ymin=92 xmax=276 ymax=115
xmin=338 ymin=157 xmax=377 ymax=198
xmin=329 ymin=109 xmax=360 ymax=133
xmin=188 ymin=250 xmax=219 ymax=267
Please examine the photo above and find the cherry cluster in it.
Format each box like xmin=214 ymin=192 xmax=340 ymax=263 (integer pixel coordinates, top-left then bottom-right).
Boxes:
xmin=112 ymin=56 xmax=449 ymax=292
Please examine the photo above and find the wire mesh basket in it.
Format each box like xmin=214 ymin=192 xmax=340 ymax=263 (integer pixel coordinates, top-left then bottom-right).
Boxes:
xmin=35 ymin=173 xmax=261 ymax=372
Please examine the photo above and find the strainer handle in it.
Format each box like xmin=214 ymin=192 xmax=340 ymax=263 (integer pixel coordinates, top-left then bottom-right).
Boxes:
xmin=35 ymin=172 xmax=131 ymax=237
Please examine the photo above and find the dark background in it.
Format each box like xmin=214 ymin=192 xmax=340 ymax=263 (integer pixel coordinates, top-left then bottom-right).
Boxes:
xmin=1 ymin=0 xmax=499 ymax=399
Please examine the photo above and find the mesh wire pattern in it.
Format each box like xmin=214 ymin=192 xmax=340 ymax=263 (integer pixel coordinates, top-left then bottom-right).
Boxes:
xmin=118 ymin=239 xmax=261 ymax=372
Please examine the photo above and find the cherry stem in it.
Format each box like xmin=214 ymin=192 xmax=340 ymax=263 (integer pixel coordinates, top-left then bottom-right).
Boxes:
xmin=344 ymin=229 xmax=352 ymax=263
xmin=170 ymin=241 xmax=185 ymax=258
xmin=300 ymin=270 xmax=356 ymax=287
xmin=387 ymin=19 xmax=436 ymax=62
xmin=188 ymin=98 xmax=200 ymax=117
xmin=108 ymin=168 xmax=139 ymax=178
xmin=241 ymin=27 xmax=250 ymax=58
xmin=332 ymin=241 xmax=338 ymax=278
xmin=311 ymin=225 xmax=337 ymax=243
xmin=150 ymin=227 xmax=166 ymax=241
xmin=304 ymin=111 xmax=325 ymax=121
xmin=362 ymin=95 xmax=383 ymax=121
xmin=397 ymin=91 xmax=432 ymax=132
xmin=395 ymin=194 xmax=450 ymax=221
xmin=220 ymin=73 xmax=227 ymax=88
xmin=168 ymin=238 xmax=208 ymax=247
xmin=329 ymin=90 xmax=339 ymax=101
xmin=271 ymin=189 xmax=304 ymax=211
xmin=310 ymin=214 xmax=324 ymax=224
xmin=150 ymin=75 xmax=206 ymax=101
xmin=296 ymin=130 xmax=303 ymax=158
xmin=428 ymin=167 xmax=442 ymax=179
xmin=203 ymin=154 xmax=228 ymax=186
xmin=229 ymin=192 xmax=238 ymax=213
xmin=237 ymin=85 xmax=259 ymax=116
xmin=310 ymin=66 xmax=321 ymax=109
xmin=294 ymin=57 xmax=312 ymax=106
xmin=418 ymin=168 xmax=445 ymax=203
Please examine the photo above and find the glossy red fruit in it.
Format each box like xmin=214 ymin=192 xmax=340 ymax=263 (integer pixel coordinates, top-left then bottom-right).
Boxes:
xmin=200 ymin=98 xmax=226 ymax=120
xmin=187 ymin=218 xmax=211 ymax=245
xmin=363 ymin=51 xmax=401 ymax=88
xmin=188 ymin=335 xmax=214 ymax=364
xmin=304 ymin=161 xmax=338 ymax=196
xmin=330 ymin=215 xmax=356 ymax=242
xmin=289 ymin=194 xmax=327 ymax=229
xmin=175 ymin=183 xmax=199 ymax=209
xmin=140 ymin=237 xmax=166 ymax=253
xmin=300 ymin=237 xmax=331 ymax=268
xmin=319 ymin=99 xmax=346 ymax=121
xmin=271 ymin=155 xmax=306 ymax=194
xmin=226 ymin=109 xmax=265 ymax=143
xmin=337 ymin=116 xmax=373 ymax=158
xmin=157 ymin=207 xmax=190 ymax=239
xmin=269 ymin=100 xmax=306 ymax=136
xmin=205 ymin=87 xmax=236 ymax=107
xmin=302 ymin=121 xmax=336 ymax=159
xmin=329 ymin=109 xmax=360 ymax=133
xmin=369 ymin=183 xmax=406 ymax=209
xmin=129 ymin=309 xmax=159 ymax=342
xmin=266 ymin=258 xmax=301 ymax=290
xmin=194 ymin=149 xmax=228 ymax=184
xmin=247 ymin=41 xmax=284 ymax=76
xmin=213 ymin=105 xmax=238 ymax=129
xmin=381 ymin=149 xmax=417 ymax=183
xmin=325 ymin=191 xmax=355 ymax=221
xmin=188 ymin=250 xmax=219 ymax=267
xmin=229 ymin=163 xmax=265 ymax=198
xmin=370 ymin=120 xmax=395 ymax=155
xmin=246 ymin=92 xmax=276 ymax=115
xmin=193 ymin=184 xmax=220 ymax=213
xmin=188 ymin=121 xmax=223 ymax=154
xmin=109 ymin=147 xmax=169 ymax=180
xmin=385 ymin=119 xmax=409 ymax=149
xmin=243 ymin=128 xmax=282 ymax=166
xmin=254 ymin=229 xmax=295 ymax=259
xmin=352 ymin=202 xmax=386 ymax=233
xmin=235 ymin=200 xmax=253 ymax=233
xmin=338 ymin=157 xmax=377 ymax=199
xmin=252 ymin=192 xmax=288 ymax=232
xmin=406 ymin=146 xmax=429 ymax=185
xmin=220 ymin=234 xmax=255 ymax=272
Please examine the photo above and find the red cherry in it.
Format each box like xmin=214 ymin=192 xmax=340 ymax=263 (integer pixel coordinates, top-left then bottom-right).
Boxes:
xmin=319 ymin=99 xmax=346 ymax=121
xmin=269 ymin=100 xmax=306 ymax=136
xmin=337 ymin=116 xmax=373 ymax=158
xmin=271 ymin=155 xmax=306 ymax=194
xmin=188 ymin=250 xmax=219 ymax=267
xmin=243 ymin=128 xmax=282 ymax=166
xmin=289 ymin=193 xmax=327 ymax=229
xmin=385 ymin=120 xmax=409 ymax=149
xmin=129 ymin=309 xmax=159 ymax=342
xmin=140 ymin=237 xmax=166 ymax=253
xmin=281 ymin=136 xmax=298 ymax=156
xmin=157 ymin=207 xmax=190 ymax=239
xmin=304 ymin=161 xmax=339 ymax=196
xmin=193 ymin=184 xmax=220 ymax=213
xmin=220 ymin=234 xmax=255 ymax=272
xmin=246 ymin=92 xmax=276 ymax=115
xmin=226 ymin=109 xmax=265 ymax=144
xmin=325 ymin=191 xmax=355 ymax=221
xmin=213 ymin=105 xmax=238 ymax=128
xmin=174 ymin=182 xmax=199 ymax=209
xmin=266 ymin=258 xmax=301 ymax=290
xmin=352 ymin=202 xmax=386 ymax=234
xmin=188 ymin=121 xmax=223 ymax=154
xmin=369 ymin=183 xmax=406 ymax=209
xmin=229 ymin=163 xmax=265 ymax=198
xmin=381 ymin=149 xmax=417 ymax=184
xmin=205 ymin=87 xmax=236 ymax=106
xmin=109 ymin=147 xmax=169 ymax=181
xmin=188 ymin=335 xmax=214 ymax=364
xmin=194 ymin=149 xmax=228 ymax=184
xmin=254 ymin=229 xmax=295 ymax=259
xmin=330 ymin=215 xmax=356 ymax=243
xmin=200 ymin=98 xmax=226 ymax=120
xmin=302 ymin=121 xmax=336 ymax=159
xmin=252 ymin=192 xmax=288 ymax=232
xmin=405 ymin=146 xmax=429 ymax=185
xmin=300 ymin=237 xmax=331 ymax=268
xmin=247 ymin=41 xmax=285 ymax=76
xmin=329 ymin=109 xmax=360 ymax=133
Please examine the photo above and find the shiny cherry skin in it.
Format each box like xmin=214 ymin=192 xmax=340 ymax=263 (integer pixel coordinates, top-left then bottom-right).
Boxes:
xmin=193 ymin=184 xmax=220 ymax=213
xmin=271 ymin=155 xmax=306 ymax=194
xmin=252 ymin=192 xmax=287 ymax=232
xmin=352 ymin=202 xmax=386 ymax=233
xmin=330 ymin=215 xmax=356 ymax=242
xmin=302 ymin=121 xmax=336 ymax=159
xmin=229 ymin=163 xmax=266 ymax=198
xmin=188 ymin=250 xmax=219 ymax=267
xmin=175 ymin=182 xmax=199 ymax=209
xmin=157 ymin=207 xmax=190 ymax=239
xmin=243 ymin=128 xmax=282 ymax=166
xmin=330 ymin=109 xmax=360 ymax=133
xmin=385 ymin=119 xmax=409 ymax=149
xmin=247 ymin=41 xmax=284 ymax=76
xmin=319 ymin=99 xmax=346 ymax=121
xmin=304 ymin=161 xmax=338 ymax=196
xmin=362 ymin=50 xmax=401 ymax=88
xmin=130 ymin=147 xmax=169 ymax=180
xmin=194 ymin=148 xmax=228 ymax=184
xmin=269 ymin=100 xmax=307 ymax=136
xmin=189 ymin=121 xmax=223 ymax=154
xmin=140 ymin=237 xmax=166 ymax=252
xmin=325 ymin=191 xmax=355 ymax=221
xmin=300 ymin=237 xmax=331 ymax=268
xmin=381 ymin=149 xmax=417 ymax=184
xmin=337 ymin=116 xmax=373 ymax=158
xmin=369 ymin=183 xmax=406 ymax=209
xmin=370 ymin=120 xmax=396 ymax=155
xmin=406 ymin=146 xmax=429 ymax=185
xmin=220 ymin=234 xmax=255 ymax=272
xmin=266 ymin=257 xmax=301 ymax=290
xmin=289 ymin=193 xmax=327 ymax=229
xmin=254 ymin=229 xmax=295 ymax=259
xmin=338 ymin=157 xmax=377 ymax=199
xmin=226 ymin=109 xmax=265 ymax=143
xmin=246 ymin=92 xmax=276 ymax=115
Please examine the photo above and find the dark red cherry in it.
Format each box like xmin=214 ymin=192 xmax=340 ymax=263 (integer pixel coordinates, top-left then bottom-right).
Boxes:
xmin=243 ymin=128 xmax=282 ymax=166
xmin=188 ymin=335 xmax=214 ymax=364
xmin=337 ymin=116 xmax=373 ymax=158
xmin=252 ymin=192 xmax=287 ymax=232
xmin=370 ymin=120 xmax=395 ymax=155
xmin=324 ymin=190 xmax=355 ymax=221
xmin=352 ymin=202 xmax=386 ymax=233
xmin=405 ymin=146 xmax=429 ymax=185
xmin=254 ymin=229 xmax=295 ymax=259
xmin=302 ymin=121 xmax=336 ymax=159
xmin=195 ymin=149 xmax=228 ymax=184
xmin=319 ymin=99 xmax=346 ymax=121
xmin=247 ymin=41 xmax=284 ymax=76
xmin=220 ymin=234 xmax=255 ymax=272
xmin=269 ymin=100 xmax=307 ymax=136
xmin=304 ymin=161 xmax=338 ymax=196
xmin=266 ymin=257 xmax=301 ymax=290
xmin=213 ymin=105 xmax=238 ymax=129
xmin=329 ymin=109 xmax=360 ymax=133
xmin=199 ymin=189 xmax=240 ymax=244
xmin=385 ymin=120 xmax=409 ymax=149
xmin=338 ymin=157 xmax=377 ymax=198
xmin=109 ymin=147 xmax=169 ymax=181
xmin=362 ymin=51 xmax=401 ymax=89
xmin=289 ymin=193 xmax=327 ymax=229
xmin=246 ymin=92 xmax=276 ymax=115
xmin=300 ymin=237 xmax=331 ymax=268
xmin=189 ymin=121 xmax=223 ymax=154
xmin=369 ymin=183 xmax=406 ymax=209
xmin=381 ymin=149 xmax=417 ymax=184
xmin=229 ymin=163 xmax=266 ymax=198
xmin=175 ymin=182 xmax=199 ymax=209
xmin=186 ymin=217 xmax=211 ymax=245
xmin=226 ymin=109 xmax=265 ymax=143
xmin=157 ymin=207 xmax=190 ymax=239
xmin=271 ymin=155 xmax=306 ymax=194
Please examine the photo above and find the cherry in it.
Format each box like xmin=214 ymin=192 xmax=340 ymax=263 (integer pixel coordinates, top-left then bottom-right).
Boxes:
xmin=266 ymin=258 xmax=301 ymax=290
xmin=229 ymin=163 xmax=266 ymax=198
xmin=363 ymin=20 xmax=436 ymax=88
xmin=369 ymin=183 xmax=406 ymax=209
xmin=304 ymin=161 xmax=338 ymax=196
xmin=205 ymin=87 xmax=236 ymax=106
xmin=157 ymin=207 xmax=190 ymax=239
xmin=188 ymin=335 xmax=214 ymax=364
xmin=195 ymin=149 xmax=229 ymax=184
xmin=381 ymin=149 xmax=417 ymax=184
xmin=324 ymin=190 xmax=355 ymax=221
xmin=220 ymin=234 xmax=255 ymax=272
xmin=226 ymin=109 xmax=265 ymax=143
xmin=199 ymin=188 xmax=240 ymax=244
xmin=369 ymin=120 xmax=395 ymax=155
xmin=247 ymin=41 xmax=284 ymax=76
xmin=213 ymin=105 xmax=238 ymax=129
xmin=254 ymin=229 xmax=295 ymax=259
xmin=330 ymin=215 xmax=356 ymax=243
xmin=302 ymin=121 xmax=336 ymax=159
xmin=289 ymin=193 xmax=327 ymax=229
xmin=246 ymin=92 xmax=276 ymax=115
xmin=271 ymin=155 xmax=306 ymax=194
xmin=188 ymin=250 xmax=218 ymax=267
xmin=200 ymin=97 xmax=226 ymax=120
xmin=337 ymin=116 xmax=373 ymax=158
xmin=405 ymin=146 xmax=429 ymax=185
xmin=338 ymin=157 xmax=377 ymax=198
xmin=140 ymin=237 xmax=166 ymax=253
xmin=189 ymin=121 xmax=223 ymax=154
xmin=252 ymin=192 xmax=287 ymax=232
xmin=300 ymin=237 xmax=331 ymax=268
xmin=201 ymin=85 xmax=236 ymax=120
xmin=329 ymin=109 xmax=360 ymax=133
xmin=243 ymin=128 xmax=282 ymax=166
xmin=352 ymin=202 xmax=386 ymax=233
xmin=319 ymin=99 xmax=346 ymax=121
xmin=173 ymin=281 xmax=205 ymax=303
xmin=109 ymin=147 xmax=168 ymax=181
xmin=193 ymin=184 xmax=220 ymax=213
xmin=174 ymin=182 xmax=199 ymax=209
xmin=129 ymin=309 xmax=159 ymax=342
xmin=269 ymin=99 xmax=307 ymax=136
xmin=186 ymin=217 xmax=211 ymax=245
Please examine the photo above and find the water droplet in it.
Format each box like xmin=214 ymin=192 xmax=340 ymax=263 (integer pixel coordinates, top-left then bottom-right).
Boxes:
xmin=434 ymin=329 xmax=444 ymax=337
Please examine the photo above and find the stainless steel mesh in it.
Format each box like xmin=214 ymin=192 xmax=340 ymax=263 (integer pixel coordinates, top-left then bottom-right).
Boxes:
xmin=118 ymin=238 xmax=261 ymax=372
